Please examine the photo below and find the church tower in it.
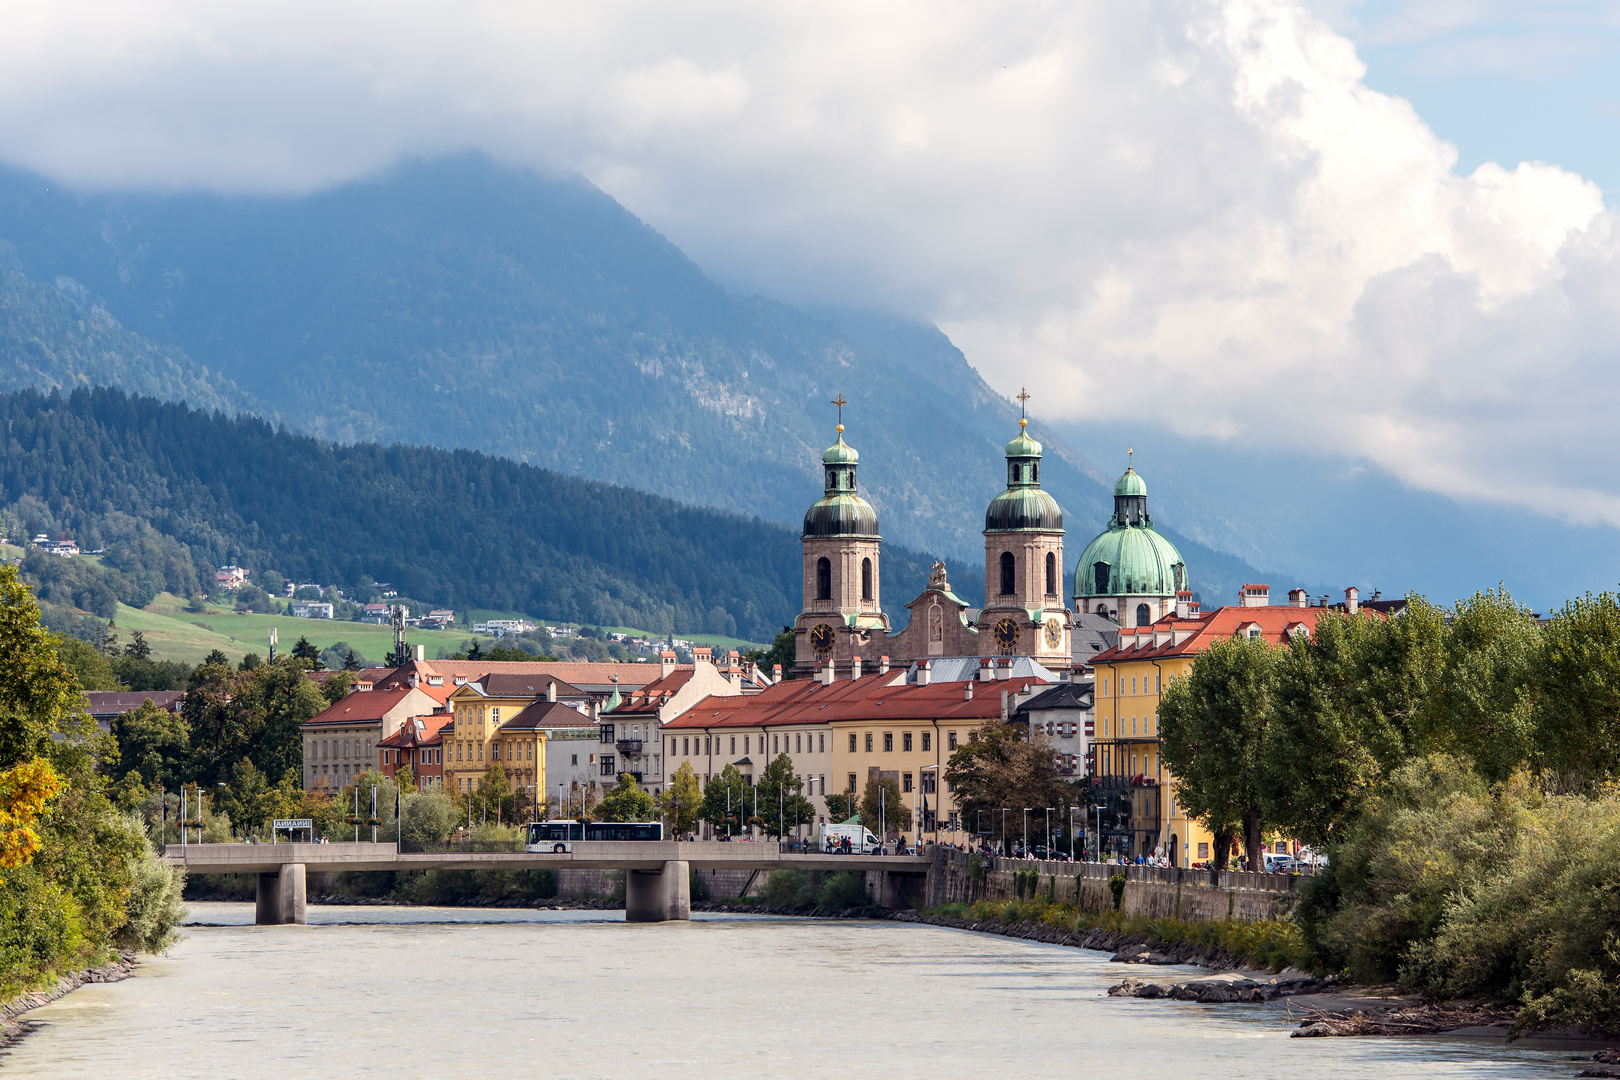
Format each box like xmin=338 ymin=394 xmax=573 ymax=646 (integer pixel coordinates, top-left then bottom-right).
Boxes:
xmin=977 ymin=394 xmax=1072 ymax=670
xmin=794 ymin=398 xmax=890 ymax=674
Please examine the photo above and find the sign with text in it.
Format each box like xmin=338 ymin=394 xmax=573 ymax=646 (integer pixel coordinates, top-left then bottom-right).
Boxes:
xmin=273 ymin=819 xmax=313 ymax=831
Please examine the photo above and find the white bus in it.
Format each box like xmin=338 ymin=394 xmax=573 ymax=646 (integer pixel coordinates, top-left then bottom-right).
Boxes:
xmin=526 ymin=820 xmax=663 ymax=853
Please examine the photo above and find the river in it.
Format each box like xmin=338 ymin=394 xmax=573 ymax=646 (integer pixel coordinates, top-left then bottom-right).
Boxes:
xmin=3 ymin=904 xmax=1584 ymax=1079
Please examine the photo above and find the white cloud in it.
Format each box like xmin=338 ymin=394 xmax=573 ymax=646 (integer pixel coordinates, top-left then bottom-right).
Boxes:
xmin=0 ymin=0 xmax=1617 ymax=524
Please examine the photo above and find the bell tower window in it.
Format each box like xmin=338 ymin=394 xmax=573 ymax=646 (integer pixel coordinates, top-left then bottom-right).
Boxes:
xmin=1045 ymin=552 xmax=1057 ymax=596
xmin=999 ymin=552 xmax=1015 ymax=596
xmin=861 ymin=557 xmax=873 ymax=601
xmin=816 ymin=557 xmax=832 ymax=601
xmin=1136 ymin=603 xmax=1152 ymax=627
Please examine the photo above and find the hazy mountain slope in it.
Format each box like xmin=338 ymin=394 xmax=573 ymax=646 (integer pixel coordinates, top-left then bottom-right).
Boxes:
xmin=0 ymin=154 xmax=1298 ymax=605
xmin=0 ymin=387 xmax=976 ymax=641
xmin=0 ymin=265 xmax=254 ymax=414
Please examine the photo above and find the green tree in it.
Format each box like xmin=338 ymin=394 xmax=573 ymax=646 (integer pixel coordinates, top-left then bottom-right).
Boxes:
xmin=471 ymin=763 xmax=520 ymax=824
xmin=180 ymin=659 xmax=249 ymax=787
xmin=53 ymin=634 xmax=122 ymax=691
xmin=743 ymin=630 xmax=795 ymax=678
xmin=1420 ymin=588 xmax=1542 ymax=782
xmin=1158 ymin=635 xmax=1278 ymax=870
xmin=221 ymin=759 xmax=276 ymax=838
xmin=660 ymin=760 xmax=703 ymax=836
xmin=822 ymin=791 xmax=857 ymax=821
xmin=400 ymin=785 xmax=460 ymax=848
xmin=700 ymin=763 xmax=749 ymax=836
xmin=202 ymin=648 xmax=230 ymax=667
xmin=290 ymin=636 xmax=323 ymax=671
xmin=1537 ymin=590 xmax=1620 ymax=789
xmin=124 ymin=630 xmax=151 ymax=660
xmin=112 ymin=698 xmax=190 ymax=792
xmin=240 ymin=657 xmax=326 ymax=783
xmin=597 ymin=773 xmax=659 ymax=822
xmin=755 ymin=753 xmax=817 ymax=838
xmin=943 ymin=723 xmax=1058 ymax=847
xmin=858 ymin=774 xmax=912 ymax=839
xmin=343 ymin=648 xmax=362 ymax=671
xmin=321 ymin=670 xmax=356 ymax=705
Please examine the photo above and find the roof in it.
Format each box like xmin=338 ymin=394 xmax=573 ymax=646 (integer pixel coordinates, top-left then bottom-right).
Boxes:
xmin=373 ymin=659 xmax=656 ymax=694
xmin=1114 ymin=467 xmax=1147 ymax=497
xmin=1091 ymin=603 xmax=1378 ymax=665
xmin=1073 ymin=520 xmax=1185 ymax=598
xmin=454 ymin=673 xmax=587 ymax=700
xmin=1071 ymin=611 xmax=1120 ymax=663
xmin=302 ymin=688 xmax=421 ymax=728
xmin=83 ymin=690 xmax=184 ymax=718
xmin=501 ymin=699 xmax=595 ymax=732
xmin=378 ymin=714 xmax=451 ymax=747
xmin=1015 ymin=681 xmax=1093 ymax=713
xmin=661 ymin=671 xmax=1052 ymax=731
xmin=607 ymin=668 xmax=696 ymax=715
xmin=900 ymin=656 xmax=1057 ymax=683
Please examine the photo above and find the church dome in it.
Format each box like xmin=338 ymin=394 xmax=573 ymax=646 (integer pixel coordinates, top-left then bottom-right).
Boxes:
xmin=1074 ymin=464 xmax=1185 ymax=598
xmin=985 ymin=419 xmax=1063 ymax=533
xmin=804 ymin=426 xmax=880 ymax=538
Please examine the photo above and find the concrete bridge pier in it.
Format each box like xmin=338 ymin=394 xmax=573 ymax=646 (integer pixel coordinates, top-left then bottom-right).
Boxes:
xmin=625 ymin=860 xmax=690 ymax=922
xmin=255 ymin=863 xmax=307 ymax=925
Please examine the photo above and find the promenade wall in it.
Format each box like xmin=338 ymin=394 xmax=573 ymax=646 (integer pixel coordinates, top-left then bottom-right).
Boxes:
xmin=924 ymin=850 xmax=1297 ymax=922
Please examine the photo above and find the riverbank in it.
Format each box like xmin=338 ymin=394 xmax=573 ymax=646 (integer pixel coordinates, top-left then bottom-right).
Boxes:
xmin=0 ymin=952 xmax=139 ymax=1053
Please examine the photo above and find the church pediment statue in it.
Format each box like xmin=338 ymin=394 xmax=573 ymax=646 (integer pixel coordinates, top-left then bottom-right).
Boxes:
xmin=928 ymin=561 xmax=948 ymax=590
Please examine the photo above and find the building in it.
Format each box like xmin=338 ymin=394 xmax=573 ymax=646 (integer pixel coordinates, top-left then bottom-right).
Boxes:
xmin=292 ymin=601 xmax=335 ymax=619
xmin=377 ymin=715 xmax=449 ymax=790
xmin=473 ymin=619 xmax=534 ymax=636
xmin=440 ymin=676 xmax=588 ymax=797
xmin=601 ymin=653 xmax=755 ymax=794
xmin=83 ymin=690 xmax=185 ymax=735
xmin=300 ymin=685 xmax=443 ymax=790
xmin=1072 ymin=463 xmax=1186 ymax=627
xmin=1089 ymin=585 xmax=1361 ymax=864
xmin=1011 ymin=679 xmax=1095 ymax=779
xmin=500 ymin=697 xmax=600 ymax=818
xmin=215 ymin=566 xmax=249 ymax=590
xmin=659 ymin=661 xmax=1053 ymax=841
xmin=790 ymin=407 xmax=1076 ymax=676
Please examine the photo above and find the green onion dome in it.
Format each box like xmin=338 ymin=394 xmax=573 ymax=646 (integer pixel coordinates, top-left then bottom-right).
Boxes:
xmin=803 ymin=426 xmax=880 ymax=538
xmin=985 ymin=419 xmax=1063 ymax=533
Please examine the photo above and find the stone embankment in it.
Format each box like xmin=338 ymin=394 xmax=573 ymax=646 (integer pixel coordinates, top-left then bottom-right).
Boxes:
xmin=0 ymin=952 xmax=139 ymax=1050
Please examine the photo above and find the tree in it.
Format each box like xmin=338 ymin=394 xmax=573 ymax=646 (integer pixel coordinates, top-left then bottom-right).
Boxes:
xmin=743 ymin=630 xmax=795 ymax=679
xmin=1158 ymin=635 xmax=1278 ymax=871
xmin=1537 ymin=590 xmax=1620 ymax=789
xmin=822 ymin=791 xmax=857 ymax=821
xmin=755 ymin=753 xmax=816 ymax=838
xmin=221 ymin=759 xmax=276 ymax=838
xmin=124 ymin=630 xmax=151 ymax=661
xmin=180 ymin=659 xmax=250 ymax=788
xmin=1420 ymin=588 xmax=1542 ymax=783
xmin=943 ymin=723 xmax=1058 ymax=847
xmin=660 ymin=760 xmax=704 ymax=836
xmin=290 ymin=636 xmax=323 ymax=671
xmin=239 ymin=657 xmax=325 ymax=784
xmin=400 ymin=785 xmax=459 ymax=847
xmin=53 ymin=634 xmax=121 ymax=691
xmin=112 ymin=699 xmax=190 ymax=792
xmin=203 ymin=648 xmax=230 ymax=667
xmin=395 ymin=763 xmax=416 ymax=793
xmin=343 ymin=648 xmax=362 ymax=672
xmin=700 ymin=764 xmax=749 ymax=836
xmin=596 ymin=773 xmax=659 ymax=822
xmin=472 ymin=763 xmax=521 ymax=824
xmin=321 ymin=670 xmax=356 ymax=705
xmin=858 ymin=775 xmax=911 ymax=839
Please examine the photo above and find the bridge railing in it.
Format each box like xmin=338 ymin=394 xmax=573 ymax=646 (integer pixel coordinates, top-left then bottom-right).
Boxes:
xmin=398 ymin=837 xmax=526 ymax=854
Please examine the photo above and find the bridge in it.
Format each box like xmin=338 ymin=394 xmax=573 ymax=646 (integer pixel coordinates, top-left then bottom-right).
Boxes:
xmin=165 ymin=842 xmax=935 ymax=925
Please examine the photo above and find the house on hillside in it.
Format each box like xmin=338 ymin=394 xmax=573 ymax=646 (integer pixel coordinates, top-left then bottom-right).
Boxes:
xmin=215 ymin=566 xmax=249 ymax=590
xmin=292 ymin=601 xmax=334 ymax=619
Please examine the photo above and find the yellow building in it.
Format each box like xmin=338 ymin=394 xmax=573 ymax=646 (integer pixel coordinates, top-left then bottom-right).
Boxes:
xmin=441 ymin=675 xmax=587 ymax=800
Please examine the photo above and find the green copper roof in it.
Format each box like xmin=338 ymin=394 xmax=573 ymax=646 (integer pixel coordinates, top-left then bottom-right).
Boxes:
xmin=1114 ymin=467 xmax=1147 ymax=497
xmin=986 ymin=419 xmax=1062 ymax=533
xmin=823 ymin=431 xmax=859 ymax=465
xmin=1074 ymin=523 xmax=1186 ymax=598
xmin=805 ymin=425 xmax=879 ymax=538
xmin=1005 ymin=428 xmax=1042 ymax=459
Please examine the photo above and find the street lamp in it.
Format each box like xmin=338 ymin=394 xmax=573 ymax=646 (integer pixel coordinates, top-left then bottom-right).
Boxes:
xmin=1000 ymin=808 xmax=1010 ymax=857
xmin=1022 ymin=809 xmax=1030 ymax=858
xmin=920 ymin=765 xmax=939 ymax=848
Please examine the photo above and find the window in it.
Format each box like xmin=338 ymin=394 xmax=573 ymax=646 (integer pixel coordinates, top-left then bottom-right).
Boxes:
xmin=1103 ymin=678 xmax=1109 ymax=696
xmin=819 ymin=733 xmax=825 ymax=753
xmin=731 ymin=736 xmax=736 ymax=754
xmin=704 ymin=737 xmax=711 ymax=754
xmin=773 ymin=735 xmax=779 ymax=753
xmin=795 ymin=733 xmax=802 ymax=753
xmin=492 ymin=708 xmax=500 ymax=724
xmin=683 ymin=738 xmax=690 ymax=756
xmin=902 ymin=732 xmax=912 ymax=752
xmin=601 ymin=724 xmax=615 ymax=744
xmin=571 ymin=754 xmax=578 ymax=766
xmin=1198 ymin=842 xmax=1210 ymax=860
xmin=1136 ymin=603 xmax=1151 ymax=627
xmin=1045 ymin=551 xmax=1057 ymax=595
xmin=921 ymin=773 xmax=936 ymax=794
xmin=848 ymin=773 xmax=858 ymax=792
xmin=948 ymin=731 xmax=957 ymax=750
xmin=1132 ymin=716 xmax=1138 ymax=736
xmin=1156 ymin=674 xmax=1161 ymax=692
xmin=902 ymin=773 xmax=913 ymax=793
xmin=816 ymin=557 xmax=832 ymax=601
xmin=865 ymin=733 xmax=873 ymax=752
xmin=849 ymin=733 xmax=857 ymax=752
xmin=745 ymin=736 xmax=750 ymax=754
xmin=600 ymin=755 xmax=616 ymax=776
xmin=999 ymin=551 xmax=1015 ymax=595
xmin=1093 ymin=562 xmax=1110 ymax=594
xmin=883 ymin=733 xmax=893 ymax=752
xmin=921 ymin=732 xmax=931 ymax=752
xmin=861 ymin=558 xmax=873 ymax=601
xmin=1132 ymin=676 xmax=1137 ymax=695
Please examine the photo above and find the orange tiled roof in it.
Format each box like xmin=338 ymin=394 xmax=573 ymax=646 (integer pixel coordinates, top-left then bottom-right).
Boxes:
xmin=660 ymin=673 xmax=1047 ymax=731
xmin=301 ymin=688 xmax=421 ymax=727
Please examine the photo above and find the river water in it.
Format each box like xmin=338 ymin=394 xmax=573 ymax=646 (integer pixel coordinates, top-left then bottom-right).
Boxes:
xmin=5 ymin=904 xmax=1585 ymax=1079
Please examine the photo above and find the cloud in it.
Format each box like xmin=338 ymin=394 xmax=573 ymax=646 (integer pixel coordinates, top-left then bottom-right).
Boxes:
xmin=1 ymin=0 xmax=1618 ymax=525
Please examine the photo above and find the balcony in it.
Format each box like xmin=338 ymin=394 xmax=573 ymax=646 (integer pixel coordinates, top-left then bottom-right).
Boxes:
xmin=615 ymin=739 xmax=644 ymax=757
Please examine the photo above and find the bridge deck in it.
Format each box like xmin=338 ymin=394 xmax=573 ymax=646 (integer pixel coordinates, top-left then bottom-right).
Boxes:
xmin=165 ymin=841 xmax=934 ymax=875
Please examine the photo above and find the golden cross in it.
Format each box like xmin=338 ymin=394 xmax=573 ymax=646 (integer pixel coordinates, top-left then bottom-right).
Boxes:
xmin=1016 ymin=387 xmax=1030 ymax=419
xmin=1127 ymin=446 xmax=1134 ymax=467
xmin=831 ymin=393 xmax=847 ymax=432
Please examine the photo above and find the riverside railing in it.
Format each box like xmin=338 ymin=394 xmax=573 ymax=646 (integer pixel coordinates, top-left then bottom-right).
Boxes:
xmin=963 ymin=851 xmax=1302 ymax=893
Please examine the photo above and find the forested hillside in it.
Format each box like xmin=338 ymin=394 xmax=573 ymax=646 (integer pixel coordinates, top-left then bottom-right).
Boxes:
xmin=0 ymin=388 xmax=975 ymax=641
xmin=0 ymin=156 xmax=1300 ymax=608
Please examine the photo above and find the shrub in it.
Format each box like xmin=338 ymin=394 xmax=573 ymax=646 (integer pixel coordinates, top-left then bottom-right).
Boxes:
xmin=1109 ymin=873 xmax=1127 ymax=911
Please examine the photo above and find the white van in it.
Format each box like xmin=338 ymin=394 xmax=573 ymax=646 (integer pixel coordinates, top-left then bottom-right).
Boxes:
xmin=820 ymin=823 xmax=883 ymax=854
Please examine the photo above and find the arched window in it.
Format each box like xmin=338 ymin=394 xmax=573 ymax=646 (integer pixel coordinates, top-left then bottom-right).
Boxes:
xmin=861 ymin=557 xmax=873 ymax=601
xmin=1092 ymin=562 xmax=1110 ymax=595
xmin=999 ymin=552 xmax=1015 ymax=595
xmin=1045 ymin=552 xmax=1057 ymax=595
xmin=1135 ymin=603 xmax=1152 ymax=627
xmin=816 ymin=557 xmax=832 ymax=600
xmin=1096 ymin=603 xmax=1109 ymax=616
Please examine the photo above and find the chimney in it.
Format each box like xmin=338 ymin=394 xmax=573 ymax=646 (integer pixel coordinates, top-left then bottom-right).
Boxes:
xmin=1188 ymin=598 xmax=1201 ymax=615
xmin=851 ymin=655 xmax=863 ymax=681
xmin=547 ymin=682 xmax=557 ymax=703
xmin=964 ymin=681 xmax=974 ymax=702
xmin=979 ymin=659 xmax=994 ymax=683
xmin=772 ymin=663 xmax=783 ymax=682
xmin=1000 ymin=688 xmax=1009 ymax=720
xmin=1288 ymin=588 xmax=1308 ymax=609
xmin=414 ymin=644 xmax=424 ymax=662
xmin=1175 ymin=590 xmax=1193 ymax=619
xmin=693 ymin=646 xmax=712 ymax=665
xmin=1345 ymin=586 xmax=1360 ymax=615
xmin=1240 ymin=584 xmax=1270 ymax=608
xmin=879 ymin=655 xmax=890 ymax=675
xmin=822 ymin=658 xmax=835 ymax=687
xmin=660 ymin=650 xmax=677 ymax=678
xmin=916 ymin=660 xmax=931 ymax=687
xmin=995 ymin=658 xmax=1012 ymax=680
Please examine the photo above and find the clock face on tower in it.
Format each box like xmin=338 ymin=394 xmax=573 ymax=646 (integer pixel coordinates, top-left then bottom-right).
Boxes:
xmin=810 ymin=623 xmax=836 ymax=656
xmin=1044 ymin=617 xmax=1064 ymax=649
xmin=993 ymin=617 xmax=1020 ymax=654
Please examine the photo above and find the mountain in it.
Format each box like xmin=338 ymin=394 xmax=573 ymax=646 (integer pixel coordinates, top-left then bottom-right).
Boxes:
xmin=0 ymin=155 xmax=1300 ymax=606
xmin=0 ymin=387 xmax=980 ymax=642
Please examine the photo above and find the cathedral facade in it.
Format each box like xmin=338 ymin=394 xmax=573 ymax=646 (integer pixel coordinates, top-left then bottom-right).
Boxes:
xmin=791 ymin=411 xmax=1077 ymax=675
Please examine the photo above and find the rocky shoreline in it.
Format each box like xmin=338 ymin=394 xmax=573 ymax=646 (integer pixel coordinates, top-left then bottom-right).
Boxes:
xmin=0 ymin=952 xmax=139 ymax=1053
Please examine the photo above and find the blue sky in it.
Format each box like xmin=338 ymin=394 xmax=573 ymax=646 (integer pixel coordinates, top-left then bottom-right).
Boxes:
xmin=1317 ymin=1 xmax=1620 ymax=198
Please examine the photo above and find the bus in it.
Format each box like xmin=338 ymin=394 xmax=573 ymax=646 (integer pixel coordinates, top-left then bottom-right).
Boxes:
xmin=526 ymin=820 xmax=663 ymax=852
